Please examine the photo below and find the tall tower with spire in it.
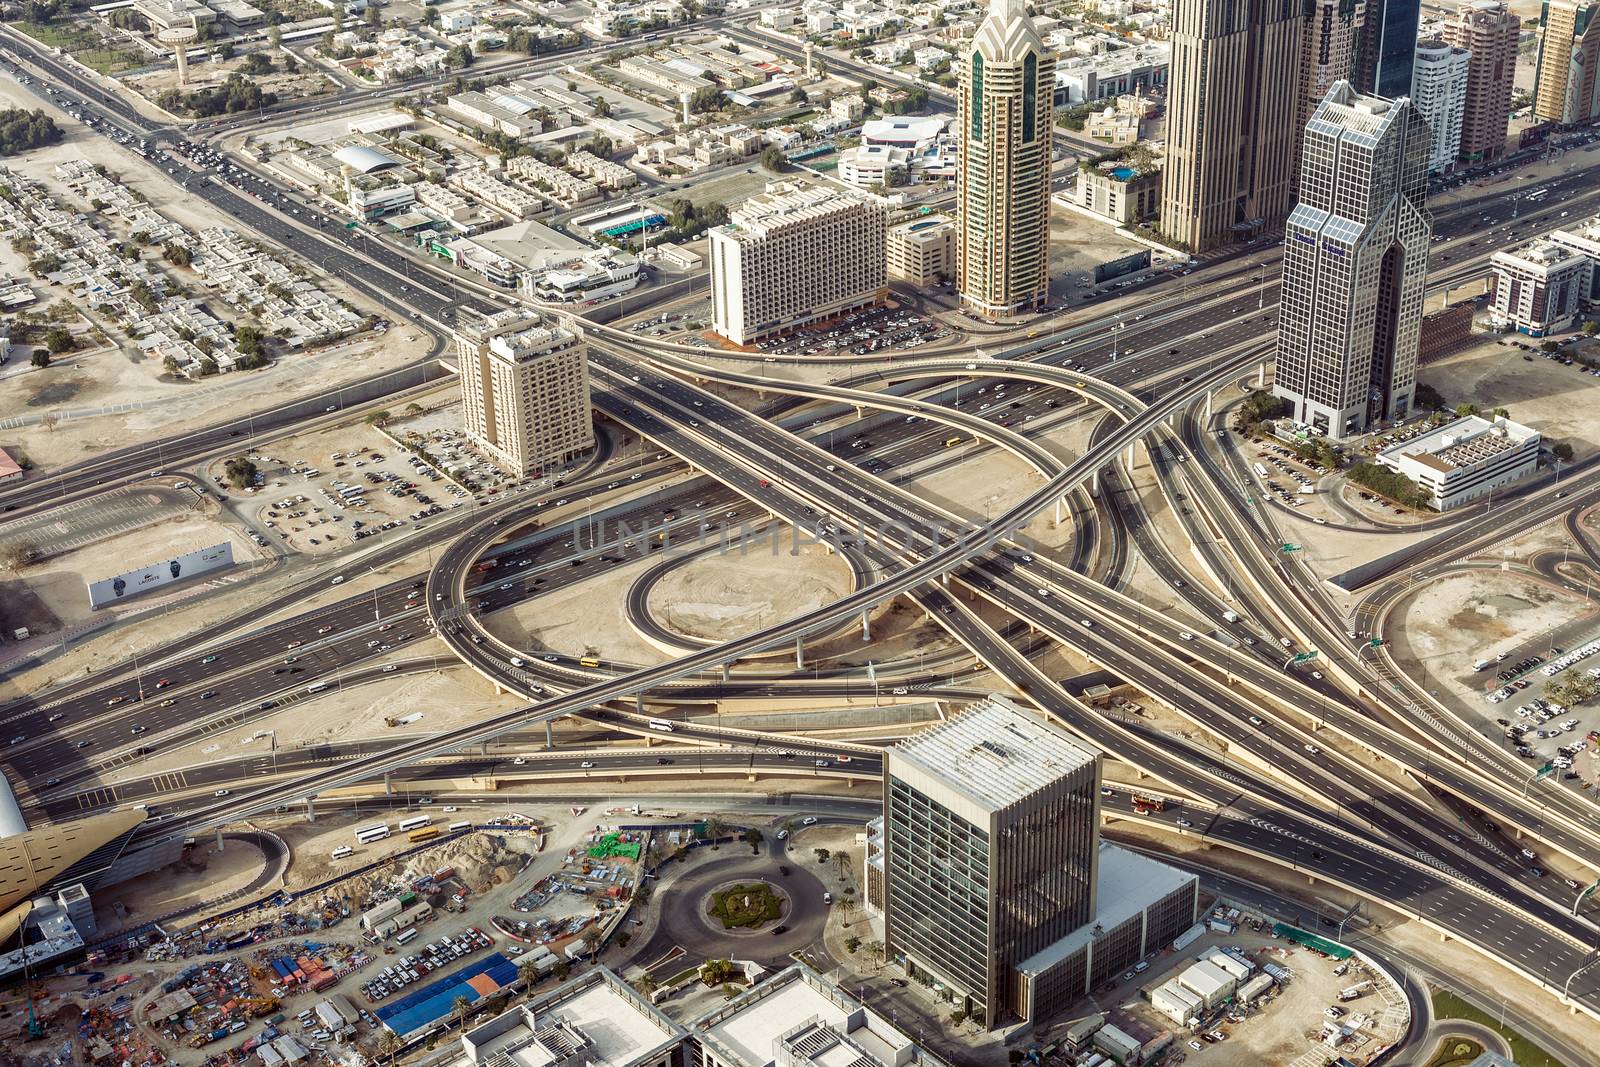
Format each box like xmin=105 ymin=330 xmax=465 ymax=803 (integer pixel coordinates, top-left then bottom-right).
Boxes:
xmin=957 ymin=0 xmax=1055 ymax=318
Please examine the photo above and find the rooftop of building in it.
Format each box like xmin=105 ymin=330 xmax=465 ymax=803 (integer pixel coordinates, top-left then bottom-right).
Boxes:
xmin=1379 ymin=414 xmax=1540 ymax=473
xmin=861 ymin=116 xmax=947 ymax=144
xmin=1016 ymin=842 xmax=1197 ymax=977
xmin=890 ymin=693 xmax=1098 ymax=812
xmin=1309 ymin=81 xmax=1404 ymax=144
xmin=457 ymin=967 xmax=684 ymax=1067
xmin=332 ymin=144 xmax=404 ymax=174
xmin=1551 ymin=211 xmax=1600 ymax=244
xmin=721 ymin=181 xmax=874 ymax=239
xmin=690 ymin=964 xmax=927 ymax=1067
xmin=1504 ymin=234 xmax=1596 ymax=268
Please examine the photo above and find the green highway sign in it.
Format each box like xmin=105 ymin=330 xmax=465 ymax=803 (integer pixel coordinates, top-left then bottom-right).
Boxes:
xmin=1536 ymin=761 xmax=1557 ymax=781
xmin=1291 ymin=650 xmax=1321 ymax=664
xmin=1368 ymin=637 xmax=1385 ymax=648
xmin=1279 ymin=542 xmax=1302 ymax=553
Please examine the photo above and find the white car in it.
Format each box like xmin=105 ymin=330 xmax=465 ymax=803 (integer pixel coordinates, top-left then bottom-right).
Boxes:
xmin=1178 ymin=631 xmax=1194 ymax=641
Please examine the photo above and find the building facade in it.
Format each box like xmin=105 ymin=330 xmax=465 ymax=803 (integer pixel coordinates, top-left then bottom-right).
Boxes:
xmin=708 ymin=181 xmax=886 ymax=345
xmin=886 ymin=215 xmax=956 ymax=287
xmin=1274 ymin=83 xmax=1432 ymax=438
xmin=882 ymin=695 xmax=1101 ymax=1029
xmin=1412 ymin=39 xmax=1471 ymax=171
xmin=1356 ymin=0 xmax=1423 ymax=97
xmin=1376 ymin=414 xmax=1542 ymax=509
xmin=1489 ymin=238 xmax=1591 ymax=334
xmin=1071 ymin=163 xmax=1162 ymax=224
xmin=1442 ymin=0 xmax=1520 ymax=163
xmin=1548 ymin=211 xmax=1600 ymax=303
xmin=956 ymin=0 xmax=1056 ymax=316
xmin=1300 ymin=0 xmax=1367 ymax=130
xmin=1161 ymin=0 xmax=1304 ymax=252
xmin=1534 ymin=1 xmax=1600 ymax=125
xmin=455 ymin=309 xmax=594 ymax=476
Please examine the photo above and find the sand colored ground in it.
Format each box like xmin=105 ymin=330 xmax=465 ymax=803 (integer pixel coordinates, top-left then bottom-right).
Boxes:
xmin=646 ymin=538 xmax=855 ymax=641
xmin=1422 ymin=339 xmax=1600 ymax=455
xmin=94 ymin=834 xmax=272 ymax=936
xmin=1388 ymin=571 xmax=1581 ymax=691
xmin=485 ymin=551 xmax=674 ymax=667
xmin=123 ymin=50 xmax=337 ymax=110
xmin=0 ymin=96 xmax=438 ymax=474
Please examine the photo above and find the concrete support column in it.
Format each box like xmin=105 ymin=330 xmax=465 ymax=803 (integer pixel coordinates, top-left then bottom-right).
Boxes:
xmin=1204 ymin=390 xmax=1213 ymax=420
xmin=305 ymin=796 xmax=316 ymax=823
xmin=635 ymin=693 xmax=644 ymax=712
xmin=544 ymin=721 xmax=554 ymax=750
xmin=384 ymin=772 xmax=392 ymax=796
xmin=721 ymin=663 xmax=731 ymax=682
xmin=1090 ymin=469 xmax=1100 ymax=497
xmin=215 ymin=828 xmax=224 ymax=852
xmin=861 ymin=610 xmax=871 ymax=641
xmin=1125 ymin=443 xmax=1135 ymax=469
xmin=795 ymin=635 xmax=804 ymax=670
xmin=1054 ymin=497 xmax=1064 ymax=525
xmin=1256 ymin=362 xmax=1267 ymax=388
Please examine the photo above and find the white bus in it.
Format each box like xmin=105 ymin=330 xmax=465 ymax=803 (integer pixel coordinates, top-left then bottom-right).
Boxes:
xmin=331 ymin=845 xmax=354 ymax=860
xmin=395 ymin=927 xmax=419 ymax=946
xmin=647 ymin=719 xmax=675 ymax=733
xmin=307 ymin=682 xmax=329 ymax=694
xmin=356 ymin=825 xmax=391 ymax=844
xmin=448 ymin=821 xmax=471 ymax=833
xmin=397 ymin=815 xmax=431 ymax=833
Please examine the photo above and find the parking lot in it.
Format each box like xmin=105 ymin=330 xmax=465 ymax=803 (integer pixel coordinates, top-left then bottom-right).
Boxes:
xmin=214 ymin=424 xmax=467 ymax=555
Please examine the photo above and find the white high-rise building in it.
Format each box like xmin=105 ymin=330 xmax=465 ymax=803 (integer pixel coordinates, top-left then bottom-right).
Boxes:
xmin=1412 ymin=39 xmax=1471 ymax=172
xmin=1274 ymin=82 xmax=1432 ymax=439
xmin=708 ymin=181 xmax=886 ymax=346
xmin=455 ymin=309 xmax=594 ymax=477
xmin=956 ymin=0 xmax=1056 ymax=316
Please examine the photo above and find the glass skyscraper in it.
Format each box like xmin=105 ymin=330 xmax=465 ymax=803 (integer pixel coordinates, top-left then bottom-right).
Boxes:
xmin=1357 ymin=0 xmax=1423 ymax=98
xmin=881 ymin=695 xmax=1100 ymax=1029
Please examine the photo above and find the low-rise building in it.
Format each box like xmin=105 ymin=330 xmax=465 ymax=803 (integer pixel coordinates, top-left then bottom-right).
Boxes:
xmin=504 ymin=155 xmax=601 ymax=205
xmin=838 ymin=143 xmax=910 ymax=187
xmin=1547 ymin=211 xmax=1600 ymax=305
xmin=452 ymin=168 xmax=543 ymax=219
xmin=1489 ymin=238 xmax=1591 ymax=335
xmin=1085 ymin=107 xmax=1141 ymax=144
xmin=1376 ymin=414 xmax=1542 ymax=510
xmin=454 ymin=967 xmax=684 ymax=1066
xmin=1071 ymin=161 xmax=1161 ymax=225
xmin=445 ymin=92 xmax=542 ymax=138
xmin=886 ymin=214 xmax=955 ymax=286
xmin=524 ymin=250 xmax=642 ymax=303
xmin=1054 ymin=43 xmax=1170 ymax=105
xmin=568 ymin=150 xmax=640 ymax=190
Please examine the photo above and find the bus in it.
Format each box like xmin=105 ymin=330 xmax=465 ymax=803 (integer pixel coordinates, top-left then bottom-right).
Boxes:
xmin=944 ymin=436 xmax=962 ymax=448
xmin=1252 ymin=463 xmax=1268 ymax=479
xmin=397 ymin=815 xmax=431 ymax=833
xmin=647 ymin=719 xmax=675 ymax=733
xmin=307 ymin=682 xmax=329 ymax=694
xmin=331 ymin=845 xmax=354 ymax=860
xmin=408 ymin=828 xmax=440 ymax=843
xmin=1131 ymin=795 xmax=1167 ymax=814
xmin=447 ymin=821 xmax=472 ymax=833
xmin=356 ymin=825 xmax=391 ymax=844
xmin=580 ymin=656 xmax=601 ymax=668
xmin=395 ymin=927 xmax=419 ymax=946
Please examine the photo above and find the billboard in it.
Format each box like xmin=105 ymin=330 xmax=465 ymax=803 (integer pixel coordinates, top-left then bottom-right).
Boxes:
xmin=1093 ymin=249 xmax=1152 ymax=284
xmin=87 ymin=542 xmax=235 ymax=610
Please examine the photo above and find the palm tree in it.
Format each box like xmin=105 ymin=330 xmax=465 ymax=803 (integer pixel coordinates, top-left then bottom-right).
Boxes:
xmin=375 ymin=1030 xmax=402 ymax=1067
xmin=452 ymin=995 xmax=472 ymax=1033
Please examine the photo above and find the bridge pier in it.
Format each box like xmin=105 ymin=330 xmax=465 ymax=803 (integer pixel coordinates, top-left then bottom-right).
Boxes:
xmin=861 ymin=610 xmax=871 ymax=642
xmin=305 ymin=796 xmax=316 ymax=823
xmin=1204 ymin=390 xmax=1213 ymax=420
xmin=795 ymin=635 xmax=804 ymax=670
xmin=1054 ymin=497 xmax=1064 ymax=525
xmin=215 ymin=828 xmax=224 ymax=852
xmin=721 ymin=663 xmax=731 ymax=682
xmin=545 ymin=721 xmax=554 ymax=750
xmin=384 ymin=772 xmax=392 ymax=796
xmin=635 ymin=693 xmax=644 ymax=712
xmin=1125 ymin=443 xmax=1135 ymax=470
xmin=1090 ymin=469 xmax=1100 ymax=497
xmin=1256 ymin=362 xmax=1267 ymax=388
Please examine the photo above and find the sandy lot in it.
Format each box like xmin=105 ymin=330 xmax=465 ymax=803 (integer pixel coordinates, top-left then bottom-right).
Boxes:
xmin=1387 ymin=571 xmax=1581 ymax=690
xmin=0 ymin=87 xmax=439 ymax=474
xmin=1421 ymin=339 xmax=1600 ymax=456
xmin=94 ymin=835 xmax=273 ymax=937
xmin=646 ymin=536 xmax=854 ymax=641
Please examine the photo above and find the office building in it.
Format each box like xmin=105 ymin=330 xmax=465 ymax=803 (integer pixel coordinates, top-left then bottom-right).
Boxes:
xmin=708 ymin=181 xmax=886 ymax=346
xmin=1442 ymin=1 xmax=1520 ymax=163
xmin=1300 ymin=0 xmax=1366 ymax=129
xmin=1357 ymin=0 xmax=1423 ymax=97
xmin=691 ymin=964 xmax=941 ymax=1067
xmin=1548 ymin=211 xmax=1600 ymax=303
xmin=886 ymin=214 xmax=956 ymax=287
xmin=1489 ymin=237 xmax=1592 ymax=334
xmin=1274 ymin=83 xmax=1432 ymax=437
xmin=883 ymin=694 xmax=1101 ymax=1028
xmin=1161 ymin=0 xmax=1305 ymax=252
xmin=455 ymin=308 xmax=594 ymax=477
xmin=1376 ymin=414 xmax=1542 ymax=509
xmin=956 ymin=0 xmax=1056 ymax=316
xmin=1533 ymin=1 xmax=1600 ymax=125
xmin=1072 ymin=161 xmax=1162 ymax=225
xmin=1412 ymin=40 xmax=1471 ymax=172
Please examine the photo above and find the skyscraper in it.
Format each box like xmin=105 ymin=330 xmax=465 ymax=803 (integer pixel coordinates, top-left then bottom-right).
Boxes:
xmin=1274 ymin=83 xmax=1432 ymax=438
xmin=1300 ymin=0 xmax=1367 ymax=128
xmin=1161 ymin=0 xmax=1304 ymax=252
xmin=1356 ymin=0 xmax=1424 ymax=97
xmin=956 ymin=0 xmax=1055 ymax=316
xmin=882 ymin=695 xmax=1100 ymax=1029
xmin=456 ymin=308 xmax=594 ymax=477
xmin=1412 ymin=39 xmax=1471 ymax=172
xmin=1533 ymin=1 xmax=1600 ymax=125
xmin=1442 ymin=0 xmax=1520 ymax=164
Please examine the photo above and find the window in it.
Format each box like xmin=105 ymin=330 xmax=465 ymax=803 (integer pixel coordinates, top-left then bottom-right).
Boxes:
xmin=970 ymin=52 xmax=983 ymax=139
xmin=1023 ymin=53 xmax=1037 ymax=143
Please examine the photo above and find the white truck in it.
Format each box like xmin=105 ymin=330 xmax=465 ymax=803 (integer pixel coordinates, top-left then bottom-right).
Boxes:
xmin=1221 ymin=610 xmax=1240 ymax=624
xmin=1338 ymin=980 xmax=1373 ymax=1002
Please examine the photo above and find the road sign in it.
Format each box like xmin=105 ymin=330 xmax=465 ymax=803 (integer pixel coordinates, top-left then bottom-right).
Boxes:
xmin=1290 ymin=650 xmax=1321 ymax=664
xmin=1535 ymin=761 xmax=1557 ymax=781
xmin=1368 ymin=637 xmax=1385 ymax=648
xmin=1279 ymin=542 xmax=1303 ymax=553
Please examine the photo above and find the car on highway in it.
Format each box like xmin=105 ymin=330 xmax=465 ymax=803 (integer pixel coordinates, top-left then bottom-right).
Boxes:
xmin=47 ymin=713 xmax=64 ymax=722
xmin=1304 ymin=743 xmax=1320 ymax=754
xmin=215 ymin=789 xmax=231 ymax=797
xmin=201 ymin=690 xmax=218 ymax=699
xmin=383 ymin=664 xmax=399 ymax=673
xmin=580 ymin=760 xmax=595 ymax=768
xmin=155 ymin=678 xmax=171 ymax=689
xmin=201 ymin=655 xmax=219 ymax=664
xmin=106 ymin=696 xmax=125 ymax=707
xmin=801 ymin=816 xmax=818 ymax=825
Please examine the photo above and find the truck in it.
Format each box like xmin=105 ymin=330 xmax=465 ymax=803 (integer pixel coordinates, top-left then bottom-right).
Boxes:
xmin=1221 ymin=610 xmax=1240 ymax=624
xmin=1473 ymin=659 xmax=1492 ymax=672
xmin=1337 ymin=981 xmax=1373 ymax=1002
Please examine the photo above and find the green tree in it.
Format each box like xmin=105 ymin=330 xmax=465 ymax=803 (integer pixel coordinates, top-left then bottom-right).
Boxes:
xmin=43 ymin=326 xmax=72 ymax=354
xmin=452 ymin=995 xmax=471 ymax=1032
xmin=224 ymin=456 xmax=258 ymax=489
xmin=688 ymin=84 xmax=724 ymax=113
xmin=30 ymin=350 xmax=50 ymax=368
xmin=813 ymin=847 xmax=830 ymax=863
xmin=0 ymin=109 xmax=64 ymax=157
xmin=267 ymin=24 xmax=282 ymax=48
xmin=553 ymin=960 xmax=571 ymax=981
xmin=1454 ymin=402 xmax=1480 ymax=417
xmin=581 ymin=927 xmax=602 ymax=957
xmin=950 ymin=1009 xmax=968 ymax=1027
xmin=1552 ymin=441 xmax=1575 ymax=462
xmin=1583 ymin=320 xmax=1599 ymax=337
xmin=162 ymin=241 xmax=193 ymax=267
xmin=593 ymin=96 xmax=613 ymax=118
xmin=743 ymin=827 xmax=763 ymax=853
xmin=758 ymin=144 xmax=787 ymax=172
